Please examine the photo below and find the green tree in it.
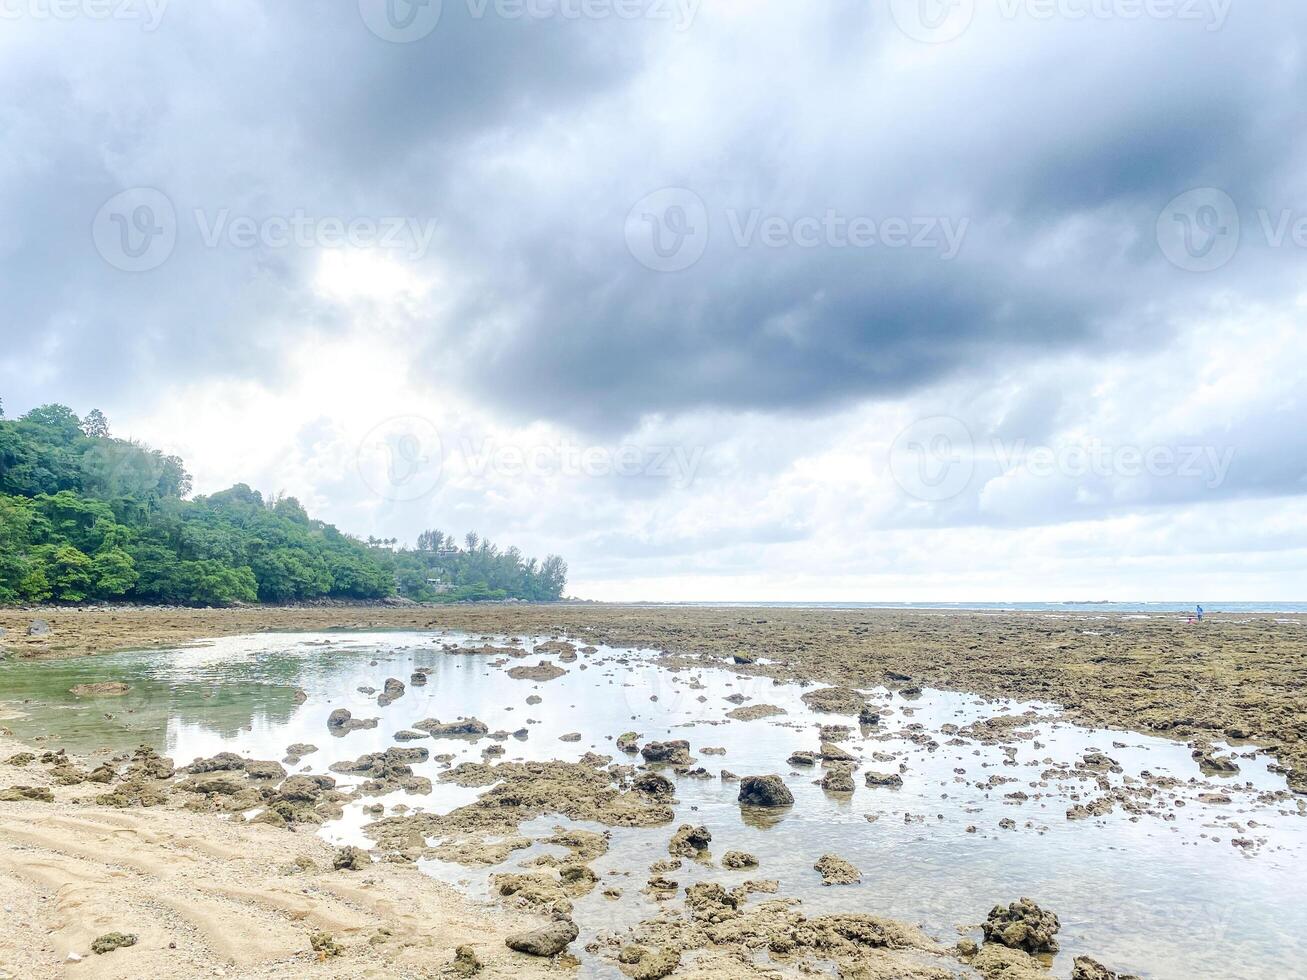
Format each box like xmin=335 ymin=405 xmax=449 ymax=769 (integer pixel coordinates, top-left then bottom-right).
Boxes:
xmin=90 ymin=547 xmax=138 ymax=598
xmin=82 ymin=409 xmax=110 ymax=438
xmin=34 ymin=543 xmax=94 ymax=601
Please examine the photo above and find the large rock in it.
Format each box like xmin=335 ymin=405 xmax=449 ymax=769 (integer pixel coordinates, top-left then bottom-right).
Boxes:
xmin=640 ymin=740 xmax=691 ymax=765
xmin=737 ymin=774 xmax=794 ymax=807
xmin=982 ymin=898 xmax=1060 ymax=954
xmin=814 ymin=852 xmax=861 ymax=885
xmin=668 ymin=824 xmax=711 ymax=857
xmin=412 ymin=717 xmax=489 ymax=738
xmin=326 ymin=708 xmax=378 ymax=735
xmin=820 ymin=767 xmax=856 ymax=793
xmin=800 ymin=686 xmax=870 ymax=715
xmin=506 ymin=662 xmax=567 ymax=682
xmin=377 ymin=677 xmax=406 ymax=706
xmin=864 ymin=770 xmax=903 ymax=788
xmin=1072 ymin=956 xmax=1142 ymax=980
xmin=632 ymin=770 xmax=675 ymax=803
xmin=27 ymin=619 xmax=50 ymax=637
xmin=505 ymin=917 xmax=578 ymax=956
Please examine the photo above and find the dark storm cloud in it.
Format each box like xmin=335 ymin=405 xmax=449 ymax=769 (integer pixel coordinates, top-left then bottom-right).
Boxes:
xmin=2 ymin=0 xmax=1306 ymax=448
xmin=411 ymin=6 xmax=1307 ymax=431
xmin=0 ymin=0 xmax=642 ymax=411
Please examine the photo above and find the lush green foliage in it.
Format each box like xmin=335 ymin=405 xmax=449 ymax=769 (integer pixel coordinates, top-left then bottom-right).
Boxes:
xmin=383 ymin=529 xmax=568 ymax=603
xmin=0 ymin=405 xmax=567 ymax=606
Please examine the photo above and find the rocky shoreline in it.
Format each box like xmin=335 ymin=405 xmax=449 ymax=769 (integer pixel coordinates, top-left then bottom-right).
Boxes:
xmin=1 ymin=606 xmax=1302 ymax=978
xmin=3 ymin=604 xmax=1305 ymax=790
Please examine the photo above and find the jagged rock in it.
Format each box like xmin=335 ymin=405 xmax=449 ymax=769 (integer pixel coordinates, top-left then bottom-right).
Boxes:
xmin=27 ymin=619 xmax=50 ymax=637
xmin=412 ymin=717 xmax=489 ymax=738
xmin=737 ymin=774 xmax=793 ymax=807
xmin=821 ymin=767 xmax=856 ymax=793
xmin=640 ymin=740 xmax=691 ymax=765
xmin=814 ymin=853 xmax=861 ymax=885
xmin=629 ymin=947 xmax=681 ymax=979
xmin=333 ymin=845 xmax=368 ymax=871
xmin=189 ymin=752 xmax=246 ymax=773
xmin=668 ymin=823 xmax=711 ymax=857
xmin=722 ymin=850 xmax=758 ymax=869
xmin=983 ymin=898 xmax=1060 ymax=954
xmin=864 ymin=770 xmax=903 ymax=788
xmin=90 ymin=932 xmax=137 ymax=954
xmin=507 ymin=661 xmax=567 ymax=682
xmin=505 ymin=918 xmax=578 ymax=956
xmin=377 ymin=677 xmax=406 ymax=706
xmin=1072 ymin=956 xmax=1142 ymax=980
xmin=632 ymin=771 xmax=676 ymax=802
xmin=801 ymin=686 xmax=870 ymax=715
xmin=616 ymin=732 xmax=641 ymax=753
xmin=451 ymin=944 xmax=482 ymax=976
xmin=726 ymin=703 xmax=786 ymax=721
xmin=0 ymin=785 xmax=54 ymax=802
xmin=819 ymin=741 xmax=856 ymax=762
xmin=326 ymin=708 xmax=377 ymax=734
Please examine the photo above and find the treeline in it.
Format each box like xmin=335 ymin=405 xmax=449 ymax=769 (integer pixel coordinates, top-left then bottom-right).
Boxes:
xmin=386 ymin=529 xmax=568 ymax=603
xmin=0 ymin=403 xmax=567 ymax=606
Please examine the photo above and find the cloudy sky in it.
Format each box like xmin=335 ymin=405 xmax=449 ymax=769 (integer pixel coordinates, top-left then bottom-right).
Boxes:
xmin=2 ymin=0 xmax=1305 ymax=600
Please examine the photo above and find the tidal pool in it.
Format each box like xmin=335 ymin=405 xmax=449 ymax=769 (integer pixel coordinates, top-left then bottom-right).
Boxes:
xmin=2 ymin=630 xmax=1304 ymax=979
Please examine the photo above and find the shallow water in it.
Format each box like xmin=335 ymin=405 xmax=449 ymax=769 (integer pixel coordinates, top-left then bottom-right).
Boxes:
xmin=2 ymin=631 xmax=1304 ymax=979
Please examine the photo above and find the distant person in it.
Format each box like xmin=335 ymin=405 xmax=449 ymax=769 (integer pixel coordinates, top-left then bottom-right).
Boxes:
xmin=1196 ymin=604 xmax=1204 ymax=622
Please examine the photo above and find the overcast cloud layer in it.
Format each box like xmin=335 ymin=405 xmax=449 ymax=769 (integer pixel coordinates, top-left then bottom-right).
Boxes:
xmin=2 ymin=0 xmax=1305 ymax=600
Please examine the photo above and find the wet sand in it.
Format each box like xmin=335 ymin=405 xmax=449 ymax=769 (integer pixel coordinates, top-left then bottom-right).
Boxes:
xmin=4 ymin=603 xmax=1305 ymax=789
xmin=0 ymin=731 xmax=561 ymax=980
